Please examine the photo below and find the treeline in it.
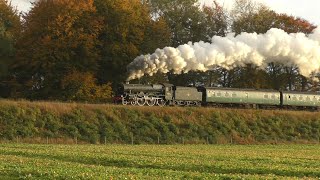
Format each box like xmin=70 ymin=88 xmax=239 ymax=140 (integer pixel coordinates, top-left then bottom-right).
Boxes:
xmin=0 ymin=100 xmax=319 ymax=144
xmin=0 ymin=0 xmax=317 ymax=102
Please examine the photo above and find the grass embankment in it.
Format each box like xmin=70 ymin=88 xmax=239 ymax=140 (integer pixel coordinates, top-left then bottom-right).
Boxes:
xmin=0 ymin=100 xmax=319 ymax=144
xmin=0 ymin=144 xmax=319 ymax=179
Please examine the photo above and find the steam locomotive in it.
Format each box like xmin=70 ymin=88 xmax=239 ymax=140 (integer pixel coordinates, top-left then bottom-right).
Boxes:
xmin=115 ymin=83 xmax=320 ymax=110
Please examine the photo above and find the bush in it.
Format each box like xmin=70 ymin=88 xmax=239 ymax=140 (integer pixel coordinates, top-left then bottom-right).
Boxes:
xmin=61 ymin=70 xmax=113 ymax=103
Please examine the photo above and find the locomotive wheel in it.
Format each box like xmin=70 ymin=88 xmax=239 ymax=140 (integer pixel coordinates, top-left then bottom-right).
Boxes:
xmin=122 ymin=99 xmax=128 ymax=105
xmin=146 ymin=98 xmax=156 ymax=106
xmin=174 ymin=100 xmax=183 ymax=106
xmin=130 ymin=100 xmax=136 ymax=106
xmin=137 ymin=97 xmax=146 ymax=106
xmin=195 ymin=101 xmax=201 ymax=106
xmin=157 ymin=99 xmax=166 ymax=107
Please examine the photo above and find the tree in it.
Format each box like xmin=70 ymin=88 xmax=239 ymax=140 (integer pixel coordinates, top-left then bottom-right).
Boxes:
xmin=200 ymin=1 xmax=229 ymax=86
xmin=11 ymin=0 xmax=102 ymax=99
xmin=148 ymin=0 xmax=229 ymax=86
xmin=265 ymin=63 xmax=287 ymax=90
xmin=139 ymin=17 xmax=171 ymax=54
xmin=232 ymin=6 xmax=278 ymax=35
xmin=202 ymin=1 xmax=228 ymax=38
xmin=0 ymin=0 xmax=21 ymax=97
xmin=230 ymin=0 xmax=317 ymax=90
xmin=0 ymin=0 xmax=20 ymax=57
xmin=149 ymin=0 xmax=210 ymax=47
xmin=95 ymin=0 xmax=171 ymax=85
xmin=61 ymin=70 xmax=112 ymax=102
xmin=276 ymin=14 xmax=316 ymax=34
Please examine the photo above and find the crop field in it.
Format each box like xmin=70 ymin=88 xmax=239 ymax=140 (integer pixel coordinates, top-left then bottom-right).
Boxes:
xmin=0 ymin=144 xmax=319 ymax=179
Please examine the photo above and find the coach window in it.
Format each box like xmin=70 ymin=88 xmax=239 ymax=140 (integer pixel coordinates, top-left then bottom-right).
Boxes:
xmin=271 ymin=94 xmax=276 ymax=99
xmin=299 ymin=96 xmax=303 ymax=101
xmin=232 ymin=93 xmax=236 ymax=97
xmin=217 ymin=92 xmax=221 ymax=97
xmin=264 ymin=94 xmax=268 ymax=99
xmin=225 ymin=92 xmax=230 ymax=97
xmin=292 ymin=96 xmax=297 ymax=101
xmin=313 ymin=96 xmax=317 ymax=101
xmin=306 ymin=97 xmax=311 ymax=101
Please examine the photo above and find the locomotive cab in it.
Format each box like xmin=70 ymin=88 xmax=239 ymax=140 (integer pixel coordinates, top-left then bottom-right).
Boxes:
xmin=162 ymin=83 xmax=174 ymax=101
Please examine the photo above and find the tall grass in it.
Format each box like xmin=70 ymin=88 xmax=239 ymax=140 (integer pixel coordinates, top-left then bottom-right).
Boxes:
xmin=0 ymin=100 xmax=319 ymax=144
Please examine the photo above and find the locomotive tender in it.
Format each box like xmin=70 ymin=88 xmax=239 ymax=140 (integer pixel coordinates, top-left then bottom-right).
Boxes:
xmin=116 ymin=83 xmax=320 ymax=110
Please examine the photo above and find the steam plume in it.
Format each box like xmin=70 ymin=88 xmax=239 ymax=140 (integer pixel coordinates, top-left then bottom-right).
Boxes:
xmin=127 ymin=28 xmax=320 ymax=81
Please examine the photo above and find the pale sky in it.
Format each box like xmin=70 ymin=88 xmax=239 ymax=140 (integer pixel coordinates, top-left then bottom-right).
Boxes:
xmin=202 ymin=0 xmax=320 ymax=25
xmin=10 ymin=0 xmax=320 ymax=25
xmin=10 ymin=0 xmax=32 ymax=12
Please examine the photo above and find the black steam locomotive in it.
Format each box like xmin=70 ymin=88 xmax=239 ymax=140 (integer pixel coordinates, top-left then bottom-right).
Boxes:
xmin=115 ymin=83 xmax=320 ymax=110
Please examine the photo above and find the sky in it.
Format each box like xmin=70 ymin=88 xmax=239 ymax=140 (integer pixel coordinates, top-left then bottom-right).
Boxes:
xmin=10 ymin=0 xmax=32 ymax=12
xmin=9 ymin=0 xmax=320 ymax=25
xmin=202 ymin=0 xmax=320 ymax=25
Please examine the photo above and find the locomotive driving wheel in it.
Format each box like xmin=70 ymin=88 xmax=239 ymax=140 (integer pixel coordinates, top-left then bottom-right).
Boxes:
xmin=146 ymin=97 xmax=156 ymax=106
xmin=136 ymin=97 xmax=146 ymax=106
xmin=157 ymin=99 xmax=166 ymax=107
xmin=130 ymin=101 xmax=136 ymax=105
xmin=130 ymin=97 xmax=137 ymax=106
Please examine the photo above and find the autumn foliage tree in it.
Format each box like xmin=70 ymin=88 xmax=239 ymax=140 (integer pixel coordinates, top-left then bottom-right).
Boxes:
xmin=0 ymin=0 xmax=318 ymax=101
xmin=11 ymin=0 xmax=103 ymax=99
xmin=61 ymin=70 xmax=112 ymax=102
xmin=95 ymin=0 xmax=171 ymax=85
xmin=0 ymin=0 xmax=21 ymax=97
xmin=0 ymin=0 xmax=20 ymax=58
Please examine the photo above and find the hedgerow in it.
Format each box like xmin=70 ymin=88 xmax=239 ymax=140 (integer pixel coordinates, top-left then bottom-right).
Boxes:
xmin=0 ymin=100 xmax=319 ymax=144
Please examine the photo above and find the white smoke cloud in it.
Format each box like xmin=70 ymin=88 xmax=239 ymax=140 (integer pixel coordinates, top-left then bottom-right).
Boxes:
xmin=127 ymin=28 xmax=320 ymax=81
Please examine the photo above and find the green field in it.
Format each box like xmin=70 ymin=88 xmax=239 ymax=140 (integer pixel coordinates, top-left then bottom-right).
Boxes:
xmin=0 ymin=144 xmax=319 ymax=179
